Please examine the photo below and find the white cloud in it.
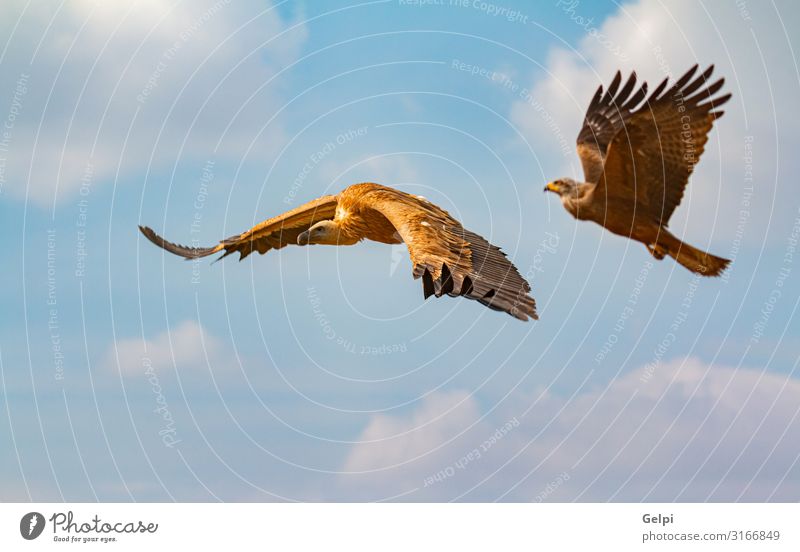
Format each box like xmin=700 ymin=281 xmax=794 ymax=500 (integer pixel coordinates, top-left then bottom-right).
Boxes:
xmin=339 ymin=357 xmax=800 ymax=501
xmin=320 ymin=153 xmax=421 ymax=190
xmin=0 ymin=0 xmax=307 ymax=205
xmin=513 ymin=0 xmax=800 ymax=245
xmin=344 ymin=390 xmax=481 ymax=474
xmin=106 ymin=319 xmax=221 ymax=377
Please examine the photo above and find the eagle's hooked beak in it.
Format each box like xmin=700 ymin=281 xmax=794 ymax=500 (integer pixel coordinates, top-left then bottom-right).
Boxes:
xmin=544 ymin=182 xmax=559 ymax=193
xmin=297 ymin=230 xmax=310 ymax=245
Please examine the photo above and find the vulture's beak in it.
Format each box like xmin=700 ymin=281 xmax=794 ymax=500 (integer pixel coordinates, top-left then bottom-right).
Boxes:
xmin=544 ymin=182 xmax=558 ymax=193
xmin=297 ymin=230 xmax=310 ymax=245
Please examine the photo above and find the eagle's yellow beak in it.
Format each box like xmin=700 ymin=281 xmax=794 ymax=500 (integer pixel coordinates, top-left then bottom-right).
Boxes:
xmin=544 ymin=182 xmax=559 ymax=193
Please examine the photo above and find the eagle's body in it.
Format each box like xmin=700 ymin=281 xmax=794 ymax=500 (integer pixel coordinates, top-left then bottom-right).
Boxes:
xmin=560 ymin=185 xmax=665 ymax=244
xmin=545 ymin=65 xmax=732 ymax=276
xmin=140 ymin=182 xmax=537 ymax=321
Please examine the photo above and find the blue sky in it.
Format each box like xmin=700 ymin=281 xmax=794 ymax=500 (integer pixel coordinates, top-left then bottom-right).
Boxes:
xmin=1 ymin=0 xmax=799 ymax=501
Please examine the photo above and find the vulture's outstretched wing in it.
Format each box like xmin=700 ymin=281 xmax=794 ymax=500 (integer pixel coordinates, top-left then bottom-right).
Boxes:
xmin=597 ymin=65 xmax=730 ymax=225
xmin=139 ymin=194 xmax=338 ymax=261
xmin=576 ymin=70 xmax=649 ymax=184
xmin=365 ymin=187 xmax=537 ymax=321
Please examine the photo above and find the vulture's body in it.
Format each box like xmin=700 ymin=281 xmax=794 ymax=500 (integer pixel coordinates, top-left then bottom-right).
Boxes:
xmin=140 ymin=183 xmax=537 ymax=321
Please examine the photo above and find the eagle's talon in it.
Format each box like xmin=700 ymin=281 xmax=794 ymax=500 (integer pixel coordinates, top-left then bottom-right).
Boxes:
xmin=648 ymin=243 xmax=666 ymax=260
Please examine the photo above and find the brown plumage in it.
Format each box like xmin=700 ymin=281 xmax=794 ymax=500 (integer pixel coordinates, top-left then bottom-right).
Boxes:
xmin=546 ymin=64 xmax=732 ymax=276
xmin=139 ymin=183 xmax=537 ymax=320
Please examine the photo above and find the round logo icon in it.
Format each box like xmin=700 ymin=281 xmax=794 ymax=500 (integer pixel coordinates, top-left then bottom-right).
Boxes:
xmin=20 ymin=512 xmax=45 ymax=540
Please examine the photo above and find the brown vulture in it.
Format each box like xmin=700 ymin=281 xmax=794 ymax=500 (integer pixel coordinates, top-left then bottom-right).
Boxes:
xmin=140 ymin=183 xmax=537 ymax=320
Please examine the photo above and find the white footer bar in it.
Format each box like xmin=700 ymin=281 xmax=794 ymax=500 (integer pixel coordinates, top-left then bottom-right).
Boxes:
xmin=1 ymin=503 xmax=797 ymax=551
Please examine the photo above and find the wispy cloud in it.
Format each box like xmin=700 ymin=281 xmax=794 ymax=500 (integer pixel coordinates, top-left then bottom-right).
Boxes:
xmin=0 ymin=0 xmax=307 ymax=206
xmin=340 ymin=357 xmax=800 ymax=501
xmin=105 ymin=319 xmax=221 ymax=377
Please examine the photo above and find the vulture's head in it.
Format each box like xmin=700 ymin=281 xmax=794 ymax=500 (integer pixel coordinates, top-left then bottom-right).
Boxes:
xmin=544 ymin=178 xmax=579 ymax=198
xmin=297 ymin=221 xmax=358 ymax=246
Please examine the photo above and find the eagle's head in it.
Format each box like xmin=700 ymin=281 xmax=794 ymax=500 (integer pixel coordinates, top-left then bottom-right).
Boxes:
xmin=297 ymin=221 xmax=359 ymax=246
xmin=544 ymin=178 xmax=579 ymax=197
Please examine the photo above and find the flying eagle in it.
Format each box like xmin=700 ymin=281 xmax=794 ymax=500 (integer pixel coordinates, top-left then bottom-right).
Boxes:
xmin=139 ymin=183 xmax=537 ymax=320
xmin=545 ymin=64 xmax=731 ymax=276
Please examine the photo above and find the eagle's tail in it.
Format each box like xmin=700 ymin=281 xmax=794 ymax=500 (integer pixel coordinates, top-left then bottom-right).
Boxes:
xmin=657 ymin=231 xmax=730 ymax=277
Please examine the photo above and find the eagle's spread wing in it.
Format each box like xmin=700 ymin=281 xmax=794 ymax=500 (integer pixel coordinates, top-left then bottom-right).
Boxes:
xmin=576 ymin=70 xmax=649 ymax=183
xmin=597 ymin=65 xmax=730 ymax=225
xmin=139 ymin=194 xmax=338 ymax=261
xmin=365 ymin=187 xmax=537 ymax=321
